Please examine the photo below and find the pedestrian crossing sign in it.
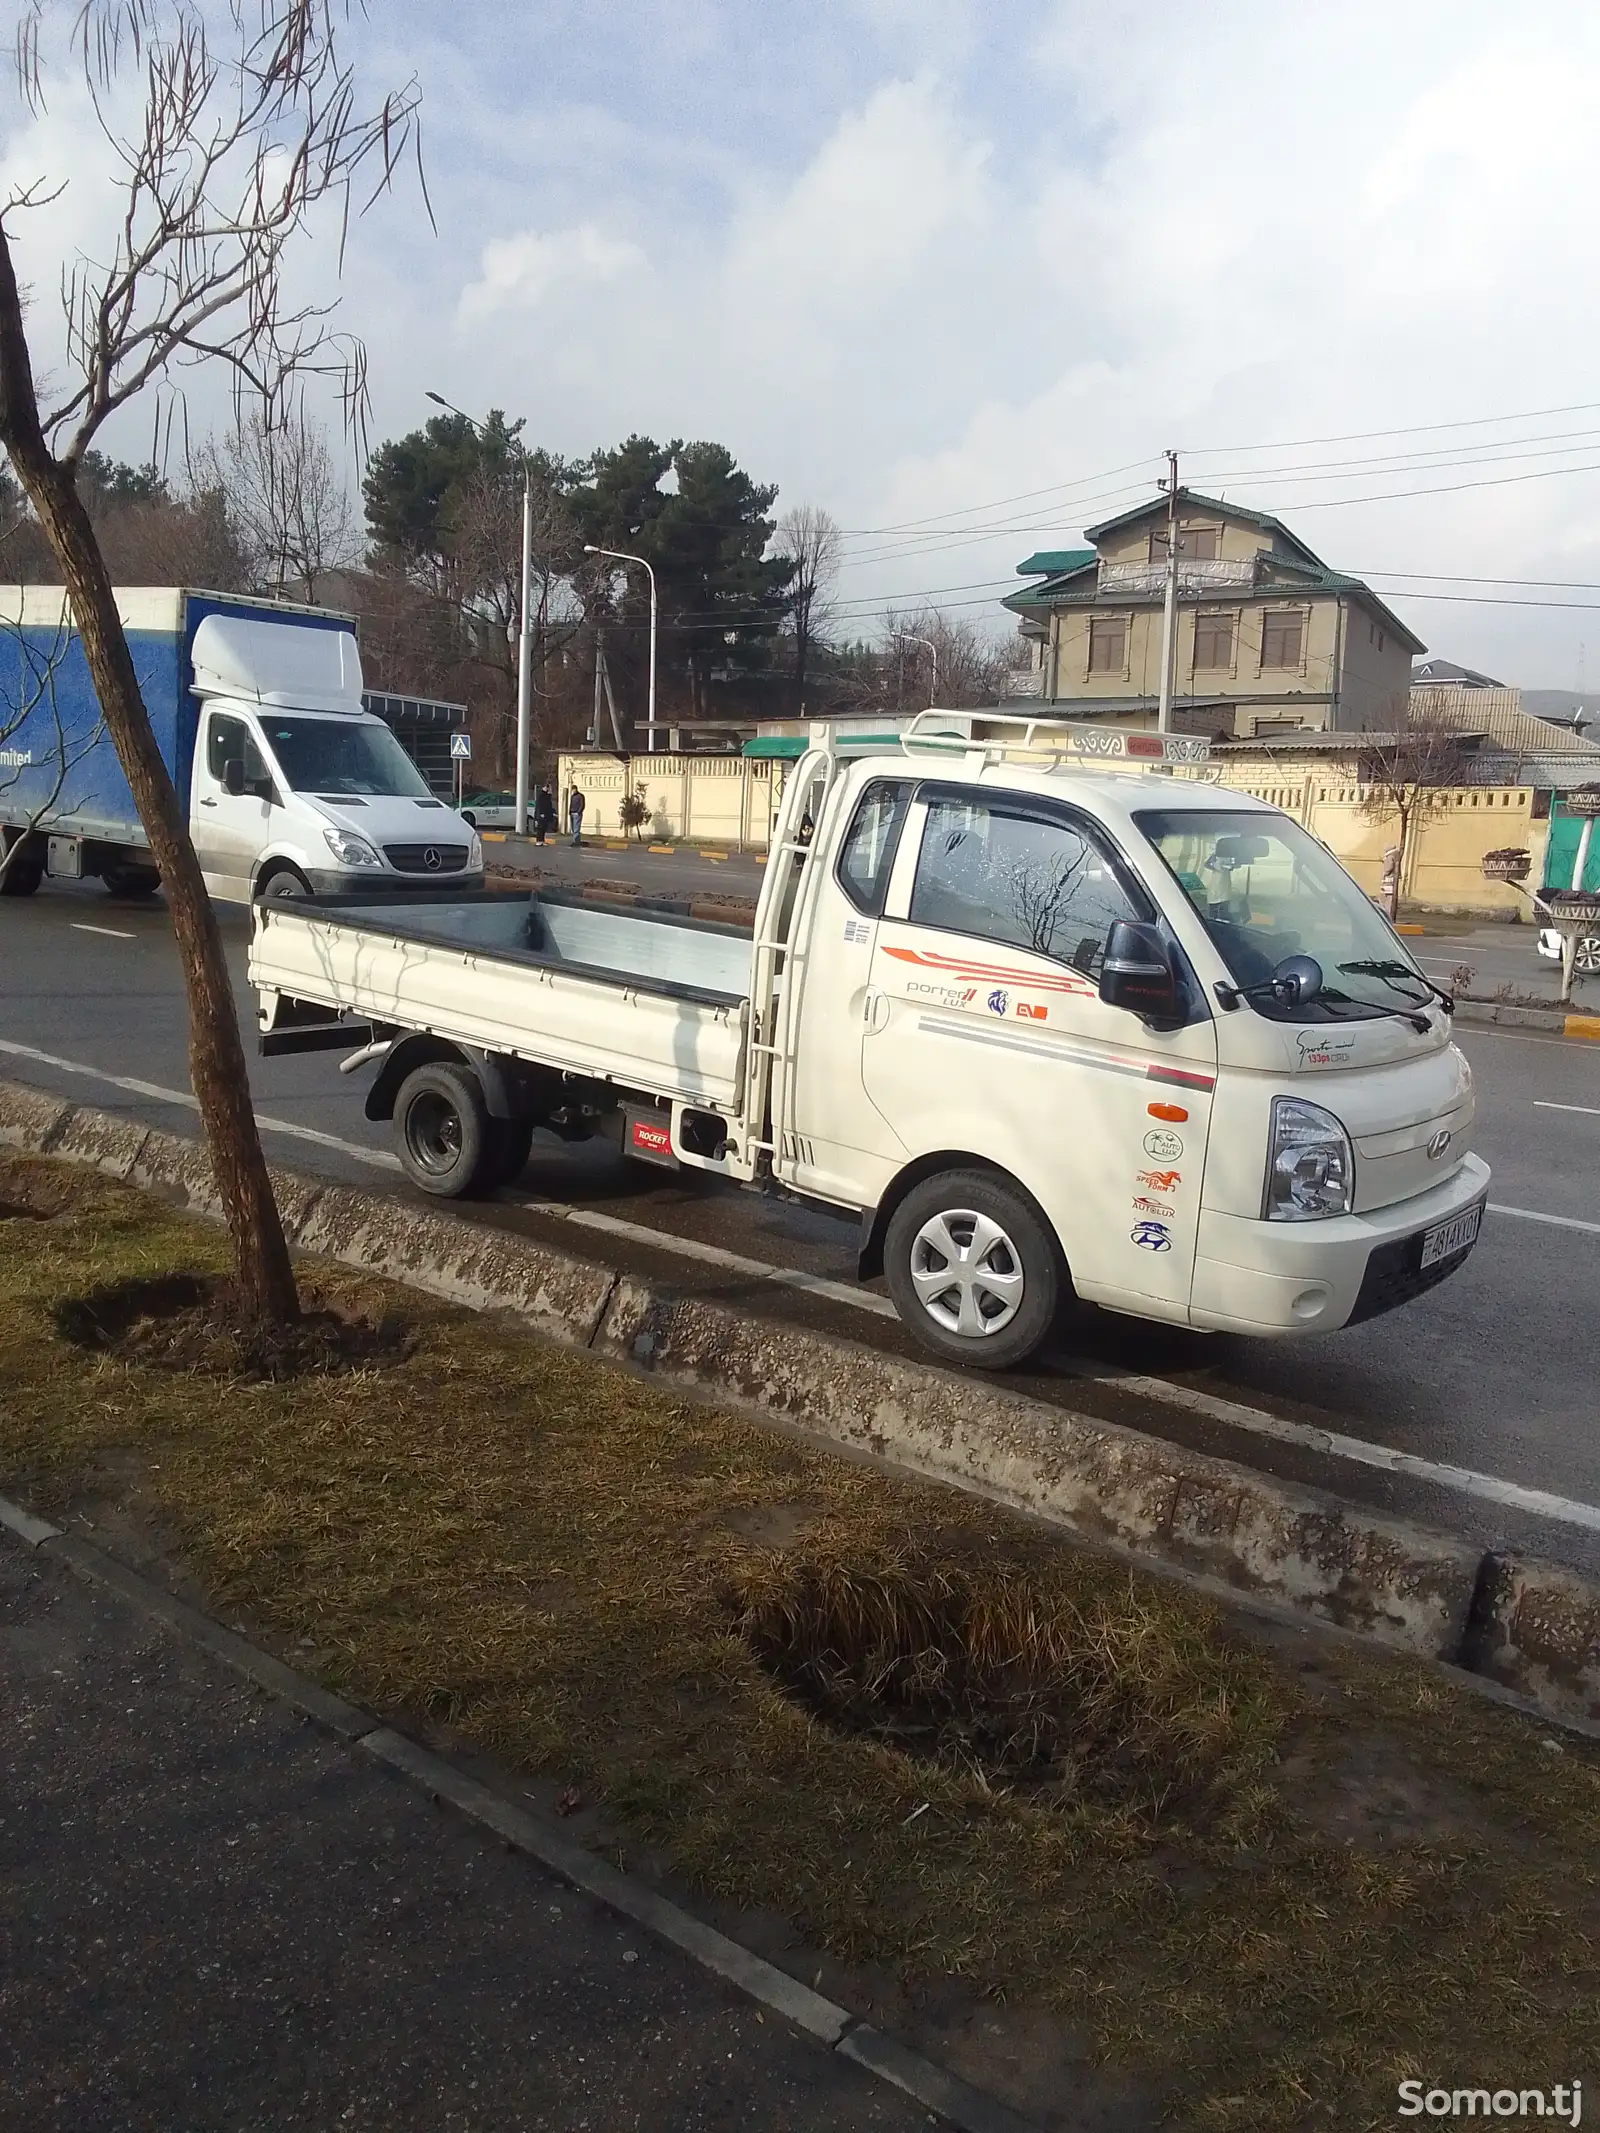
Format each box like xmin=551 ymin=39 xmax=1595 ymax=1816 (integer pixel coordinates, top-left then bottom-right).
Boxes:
xmin=450 ymin=732 xmax=472 ymax=761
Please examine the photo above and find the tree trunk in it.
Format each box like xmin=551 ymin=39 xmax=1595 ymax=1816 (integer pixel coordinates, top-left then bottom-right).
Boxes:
xmin=0 ymin=234 xmax=299 ymax=1327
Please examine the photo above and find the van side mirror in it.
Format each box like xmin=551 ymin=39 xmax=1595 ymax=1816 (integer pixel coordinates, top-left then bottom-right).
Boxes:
xmin=1099 ymin=919 xmax=1180 ymax=1023
xmin=222 ymin=757 xmax=246 ymax=797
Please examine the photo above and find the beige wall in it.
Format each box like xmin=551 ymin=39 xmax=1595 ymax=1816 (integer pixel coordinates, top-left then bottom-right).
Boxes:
xmin=557 ymin=752 xmax=777 ymax=849
xmin=1049 ymin=594 xmax=1342 ymax=725
xmin=1200 ymin=759 xmax=1548 ymax=915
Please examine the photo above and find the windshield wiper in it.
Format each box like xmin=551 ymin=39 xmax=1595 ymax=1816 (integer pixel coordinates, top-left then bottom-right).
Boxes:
xmin=1338 ymin=957 xmax=1454 ymax=1014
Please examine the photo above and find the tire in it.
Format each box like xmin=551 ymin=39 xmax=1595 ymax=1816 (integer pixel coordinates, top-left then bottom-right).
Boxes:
xmin=0 ymin=858 xmax=42 ymax=897
xmin=482 ymin=1115 xmax=534 ymax=1189
xmin=1576 ymin=934 xmax=1600 ymax=977
xmin=257 ymin=865 xmax=311 ymax=901
xmin=883 ymin=1168 xmax=1062 ymax=1371
xmin=101 ymin=863 xmax=160 ymax=898
xmin=393 ymin=1061 xmax=491 ymax=1199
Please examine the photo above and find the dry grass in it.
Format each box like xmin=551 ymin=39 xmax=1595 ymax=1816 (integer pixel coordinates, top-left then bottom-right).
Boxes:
xmin=1 ymin=1151 xmax=1597 ymax=2130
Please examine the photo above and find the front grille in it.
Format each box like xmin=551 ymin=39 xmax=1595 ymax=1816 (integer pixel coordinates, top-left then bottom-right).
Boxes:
xmin=1346 ymin=1204 xmax=1484 ymax=1325
xmin=382 ymin=842 xmax=471 ymax=874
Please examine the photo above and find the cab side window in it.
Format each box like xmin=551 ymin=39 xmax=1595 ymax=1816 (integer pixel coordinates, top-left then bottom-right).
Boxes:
xmin=206 ymin=713 xmax=268 ymax=789
xmin=909 ymin=798 xmax=1143 ymax=976
xmin=836 ymin=779 xmax=911 ymax=916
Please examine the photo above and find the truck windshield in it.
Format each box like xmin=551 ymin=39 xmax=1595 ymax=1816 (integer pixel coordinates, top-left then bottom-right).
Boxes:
xmin=259 ymin=717 xmax=434 ymax=800
xmin=1133 ymin=807 xmax=1430 ymax=1022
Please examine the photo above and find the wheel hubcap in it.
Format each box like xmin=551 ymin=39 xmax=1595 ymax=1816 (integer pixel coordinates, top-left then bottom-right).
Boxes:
xmin=908 ymin=1208 xmax=1025 ymax=1338
xmin=405 ymin=1092 xmax=463 ymax=1173
xmin=1577 ymin=937 xmax=1600 ymax=974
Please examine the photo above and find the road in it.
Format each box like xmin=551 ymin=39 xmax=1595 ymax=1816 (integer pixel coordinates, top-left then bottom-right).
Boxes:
xmin=3 ymin=873 xmax=1599 ymax=1580
xmin=0 ymin=1532 xmax=923 ymax=2133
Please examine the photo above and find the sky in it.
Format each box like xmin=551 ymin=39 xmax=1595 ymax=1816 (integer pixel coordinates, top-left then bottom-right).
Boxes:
xmin=8 ymin=0 xmax=1600 ymax=687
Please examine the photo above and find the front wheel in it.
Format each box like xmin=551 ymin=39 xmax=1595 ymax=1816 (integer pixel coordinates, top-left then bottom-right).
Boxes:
xmin=1575 ymin=934 xmax=1600 ymax=977
xmin=883 ymin=1169 xmax=1062 ymax=1371
xmin=393 ymin=1062 xmax=491 ymax=1198
xmin=257 ymin=865 xmax=311 ymax=901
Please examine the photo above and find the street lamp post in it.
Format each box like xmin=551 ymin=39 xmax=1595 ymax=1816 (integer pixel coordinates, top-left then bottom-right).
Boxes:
xmin=584 ymin=544 xmax=658 ymax=753
xmin=426 ymin=390 xmax=533 ymax=835
xmin=891 ymin=630 xmax=938 ymax=707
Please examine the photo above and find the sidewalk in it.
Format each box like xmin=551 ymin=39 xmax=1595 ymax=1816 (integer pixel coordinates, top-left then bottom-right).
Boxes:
xmin=0 ymin=1534 xmax=924 ymax=2133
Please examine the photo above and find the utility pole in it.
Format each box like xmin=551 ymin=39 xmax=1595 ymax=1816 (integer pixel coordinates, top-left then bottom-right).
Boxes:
xmin=1156 ymin=449 xmax=1180 ymax=735
xmin=515 ymin=473 xmax=533 ymax=834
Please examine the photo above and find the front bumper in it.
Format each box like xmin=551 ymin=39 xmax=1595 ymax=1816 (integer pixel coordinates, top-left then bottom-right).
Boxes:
xmin=305 ymin=869 xmax=486 ymax=900
xmin=1189 ymin=1152 xmax=1490 ymax=1336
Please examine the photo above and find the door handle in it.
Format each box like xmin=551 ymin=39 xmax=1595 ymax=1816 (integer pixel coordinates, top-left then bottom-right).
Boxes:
xmin=199 ymin=797 xmax=217 ymax=807
xmin=862 ymin=987 xmax=891 ymax=1033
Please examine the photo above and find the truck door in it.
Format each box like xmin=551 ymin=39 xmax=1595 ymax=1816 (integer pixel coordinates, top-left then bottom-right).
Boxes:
xmin=192 ymin=710 xmax=276 ymax=901
xmin=862 ymin=785 xmax=1218 ymax=1319
xmin=782 ymin=775 xmax=916 ymax=1205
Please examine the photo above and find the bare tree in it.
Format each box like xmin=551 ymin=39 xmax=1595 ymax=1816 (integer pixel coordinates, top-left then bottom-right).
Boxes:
xmin=774 ymin=503 xmax=840 ymax=699
xmin=0 ymin=2 xmax=423 ymax=1330
xmin=1357 ymin=706 xmax=1465 ymax=921
xmin=199 ymin=402 xmax=355 ymax=601
xmin=882 ymin=605 xmax=1014 ymax=709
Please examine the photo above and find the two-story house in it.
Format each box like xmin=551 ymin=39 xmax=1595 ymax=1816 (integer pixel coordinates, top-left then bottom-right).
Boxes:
xmin=1002 ymin=489 xmax=1425 ymax=737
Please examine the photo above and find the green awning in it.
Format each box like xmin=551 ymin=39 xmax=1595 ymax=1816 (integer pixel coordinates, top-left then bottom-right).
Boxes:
xmin=743 ymin=732 xmax=903 ymax=759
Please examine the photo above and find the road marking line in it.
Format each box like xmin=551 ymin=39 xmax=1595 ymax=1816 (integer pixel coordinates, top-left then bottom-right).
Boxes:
xmin=515 ymin=1199 xmax=899 ymax=1317
xmin=70 ymin=923 xmax=135 ymax=940
xmin=0 ymin=1039 xmax=399 ymax=1169
xmin=1489 ymin=1201 xmax=1600 ymax=1236
xmin=1054 ymin=1362 xmax=1600 ymax=1534
xmin=1535 ymin=1100 xmax=1600 ymax=1117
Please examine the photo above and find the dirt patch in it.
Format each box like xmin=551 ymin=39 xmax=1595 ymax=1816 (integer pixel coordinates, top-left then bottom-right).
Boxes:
xmin=0 ymin=1198 xmax=46 ymax=1221
xmin=731 ymin=1556 xmax=1280 ymax=1825
xmin=52 ymin=1271 xmax=412 ymax=1381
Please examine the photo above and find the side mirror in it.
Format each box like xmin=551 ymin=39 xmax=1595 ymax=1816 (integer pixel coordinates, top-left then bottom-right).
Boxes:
xmin=1100 ymin=919 xmax=1180 ymax=1023
xmin=222 ymin=757 xmax=246 ymax=797
xmin=1271 ymin=953 xmax=1323 ymax=1007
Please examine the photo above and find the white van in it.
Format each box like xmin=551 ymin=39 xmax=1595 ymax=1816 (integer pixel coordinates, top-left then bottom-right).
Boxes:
xmin=249 ymin=716 xmax=1487 ymax=1370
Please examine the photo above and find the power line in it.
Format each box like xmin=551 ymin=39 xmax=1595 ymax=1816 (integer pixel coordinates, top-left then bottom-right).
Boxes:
xmin=1185 ymin=398 xmax=1600 ymax=456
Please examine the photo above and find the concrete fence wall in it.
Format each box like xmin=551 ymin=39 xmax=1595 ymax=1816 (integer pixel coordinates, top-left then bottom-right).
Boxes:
xmin=1207 ymin=765 xmax=1549 ymax=917
xmin=557 ymin=753 xmax=779 ymax=850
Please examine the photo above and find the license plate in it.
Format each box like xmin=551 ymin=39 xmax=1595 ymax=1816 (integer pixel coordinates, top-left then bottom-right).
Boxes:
xmin=1420 ymin=1202 xmax=1483 ymax=1269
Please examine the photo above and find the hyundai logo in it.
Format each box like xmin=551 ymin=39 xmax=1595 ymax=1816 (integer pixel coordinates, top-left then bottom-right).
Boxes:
xmin=422 ymin=847 xmax=442 ymax=872
xmin=1427 ymin=1129 xmax=1452 ymax=1160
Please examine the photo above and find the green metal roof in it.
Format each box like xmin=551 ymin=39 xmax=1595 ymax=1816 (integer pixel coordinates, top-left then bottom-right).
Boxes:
xmin=1016 ymin=549 xmax=1094 ymax=577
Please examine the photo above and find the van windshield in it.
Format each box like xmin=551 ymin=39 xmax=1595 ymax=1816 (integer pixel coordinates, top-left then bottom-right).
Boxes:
xmin=1133 ymin=807 xmax=1430 ymax=1022
xmin=259 ymin=716 xmax=434 ymax=800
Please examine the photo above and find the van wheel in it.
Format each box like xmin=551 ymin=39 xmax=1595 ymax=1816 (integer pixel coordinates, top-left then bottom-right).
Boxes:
xmin=257 ymin=865 xmax=311 ymax=900
xmin=393 ymin=1062 xmax=490 ymax=1198
xmin=884 ymin=1169 xmax=1061 ymax=1371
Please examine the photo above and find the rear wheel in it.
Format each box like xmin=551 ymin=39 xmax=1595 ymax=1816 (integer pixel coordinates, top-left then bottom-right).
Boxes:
xmin=884 ymin=1168 xmax=1061 ymax=1371
xmin=0 ymin=835 xmax=42 ymax=896
xmin=1576 ymin=934 xmax=1600 ymax=977
xmin=482 ymin=1115 xmax=534 ymax=1189
xmin=393 ymin=1061 xmax=491 ymax=1199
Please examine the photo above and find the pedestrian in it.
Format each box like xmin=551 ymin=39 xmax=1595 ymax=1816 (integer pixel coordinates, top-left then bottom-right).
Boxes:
xmin=533 ymin=785 xmax=556 ymax=845
xmin=568 ymin=785 xmax=587 ymax=846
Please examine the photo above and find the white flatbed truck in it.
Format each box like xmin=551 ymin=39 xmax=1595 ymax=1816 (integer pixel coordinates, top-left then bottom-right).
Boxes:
xmin=247 ymin=715 xmax=1488 ymax=1370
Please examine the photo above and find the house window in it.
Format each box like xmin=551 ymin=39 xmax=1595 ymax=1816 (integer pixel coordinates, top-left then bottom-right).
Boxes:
xmin=1087 ymin=615 xmax=1128 ymax=674
xmin=1150 ymin=522 xmax=1220 ymax=562
xmin=1261 ymin=608 xmax=1306 ymax=670
xmin=1193 ymin=611 xmax=1236 ymax=669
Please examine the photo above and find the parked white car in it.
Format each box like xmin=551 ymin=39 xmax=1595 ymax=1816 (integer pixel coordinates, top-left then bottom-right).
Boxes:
xmin=1537 ymin=926 xmax=1600 ymax=975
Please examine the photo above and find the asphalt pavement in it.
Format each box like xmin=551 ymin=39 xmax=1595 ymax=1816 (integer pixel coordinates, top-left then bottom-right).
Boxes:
xmin=0 ymin=1531 xmax=926 ymax=2133
xmin=2 ymin=872 xmax=1599 ymax=1578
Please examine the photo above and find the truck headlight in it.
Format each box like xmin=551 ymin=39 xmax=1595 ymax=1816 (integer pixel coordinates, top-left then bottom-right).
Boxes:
xmin=467 ymin=830 xmax=483 ymax=869
xmin=323 ymin=827 xmax=382 ymax=868
xmin=1264 ymin=1096 xmax=1353 ymax=1221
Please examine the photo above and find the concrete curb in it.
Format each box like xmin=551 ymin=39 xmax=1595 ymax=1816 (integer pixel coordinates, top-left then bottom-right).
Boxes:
xmin=1453 ymin=1000 xmax=1600 ymax=1041
xmin=2 ymin=1076 xmax=1597 ymax=1727
xmin=0 ymin=1505 xmax=1038 ymax=2133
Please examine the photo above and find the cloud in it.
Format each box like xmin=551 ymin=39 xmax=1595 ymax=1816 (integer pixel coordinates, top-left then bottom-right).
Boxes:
xmin=456 ymin=223 xmax=645 ymax=324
